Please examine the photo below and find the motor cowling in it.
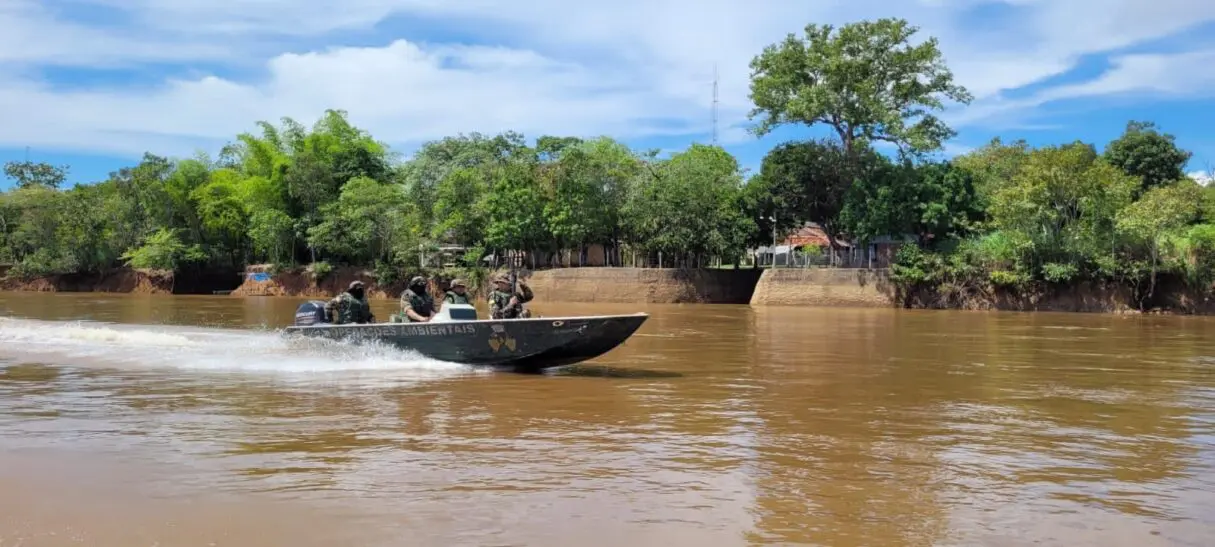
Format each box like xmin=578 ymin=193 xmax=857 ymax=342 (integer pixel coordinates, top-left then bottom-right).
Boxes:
xmin=293 ymin=300 xmax=330 ymax=326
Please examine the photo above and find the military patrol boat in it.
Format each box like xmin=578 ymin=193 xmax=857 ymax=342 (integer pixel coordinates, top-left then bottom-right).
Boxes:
xmin=282 ymin=302 xmax=648 ymax=372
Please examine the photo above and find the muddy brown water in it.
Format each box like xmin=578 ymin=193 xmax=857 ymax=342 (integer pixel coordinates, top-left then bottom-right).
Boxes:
xmin=1 ymin=292 xmax=1214 ymax=546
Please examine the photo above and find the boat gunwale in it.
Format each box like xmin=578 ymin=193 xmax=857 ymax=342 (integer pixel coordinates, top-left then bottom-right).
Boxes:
xmin=281 ymin=312 xmax=649 ymax=330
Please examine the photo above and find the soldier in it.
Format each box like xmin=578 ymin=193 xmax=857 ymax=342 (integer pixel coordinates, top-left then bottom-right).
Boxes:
xmin=488 ymin=274 xmax=534 ymax=320
xmin=444 ymin=278 xmax=471 ymax=305
xmin=395 ymin=275 xmax=435 ymax=323
xmin=325 ymin=280 xmax=375 ymax=325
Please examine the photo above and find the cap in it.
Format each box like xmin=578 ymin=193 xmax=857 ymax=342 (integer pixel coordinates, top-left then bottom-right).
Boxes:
xmin=409 ymin=276 xmax=426 ymax=286
xmin=348 ymin=280 xmax=365 ymax=290
xmin=450 ymin=278 xmax=466 ymax=288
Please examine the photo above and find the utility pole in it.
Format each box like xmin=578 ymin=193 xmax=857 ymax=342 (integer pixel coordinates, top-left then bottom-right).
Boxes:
xmin=768 ymin=214 xmax=778 ymax=267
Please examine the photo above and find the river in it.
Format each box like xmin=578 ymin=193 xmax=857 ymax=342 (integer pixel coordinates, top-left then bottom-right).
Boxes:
xmin=1 ymin=292 xmax=1214 ymax=546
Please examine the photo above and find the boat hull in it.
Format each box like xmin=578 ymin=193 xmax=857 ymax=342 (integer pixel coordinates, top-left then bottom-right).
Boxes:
xmin=281 ymin=313 xmax=648 ymax=372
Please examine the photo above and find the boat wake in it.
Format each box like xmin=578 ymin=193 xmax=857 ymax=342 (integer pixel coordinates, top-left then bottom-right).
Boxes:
xmin=0 ymin=317 xmax=479 ymax=382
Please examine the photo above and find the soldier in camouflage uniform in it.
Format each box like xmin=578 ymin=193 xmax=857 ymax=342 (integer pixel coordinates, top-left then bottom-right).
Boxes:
xmin=393 ymin=275 xmax=435 ymax=323
xmin=488 ymin=274 xmax=533 ymax=320
xmin=444 ymin=278 xmax=471 ymax=305
xmin=325 ymin=280 xmax=375 ymax=324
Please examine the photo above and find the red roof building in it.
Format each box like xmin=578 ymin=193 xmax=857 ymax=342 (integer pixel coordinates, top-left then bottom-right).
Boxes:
xmin=781 ymin=223 xmax=851 ymax=248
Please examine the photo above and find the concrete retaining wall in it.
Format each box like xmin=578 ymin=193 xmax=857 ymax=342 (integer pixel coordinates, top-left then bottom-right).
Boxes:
xmin=750 ymin=268 xmax=896 ymax=307
xmin=525 ymin=268 xmax=763 ymax=304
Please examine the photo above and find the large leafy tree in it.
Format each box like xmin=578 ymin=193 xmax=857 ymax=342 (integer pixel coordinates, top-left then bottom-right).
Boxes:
xmin=1103 ymin=120 xmax=1193 ymax=194
xmin=748 ymin=18 xmax=972 ymax=157
xmin=3 ymin=161 xmax=69 ymax=189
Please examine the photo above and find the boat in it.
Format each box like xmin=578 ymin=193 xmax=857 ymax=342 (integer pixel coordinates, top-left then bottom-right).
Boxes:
xmin=281 ymin=301 xmax=649 ymax=373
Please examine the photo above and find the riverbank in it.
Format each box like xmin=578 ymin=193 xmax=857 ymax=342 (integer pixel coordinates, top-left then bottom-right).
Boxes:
xmin=5 ymin=265 xmax=1214 ymax=314
xmin=228 ymin=265 xmax=762 ymax=304
xmin=0 ymin=267 xmax=238 ymax=295
xmin=745 ymin=268 xmax=1215 ymax=314
xmin=896 ymin=278 xmax=1215 ymax=315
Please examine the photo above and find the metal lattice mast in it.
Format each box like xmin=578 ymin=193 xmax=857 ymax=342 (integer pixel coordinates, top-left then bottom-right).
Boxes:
xmin=711 ymin=63 xmax=719 ymax=145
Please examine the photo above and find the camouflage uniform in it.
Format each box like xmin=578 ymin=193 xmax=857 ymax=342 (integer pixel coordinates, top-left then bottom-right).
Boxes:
xmin=394 ymin=276 xmax=434 ymax=323
xmin=488 ymin=275 xmax=533 ymax=319
xmin=444 ymin=278 xmax=471 ymax=305
xmin=325 ymin=281 xmax=374 ymax=324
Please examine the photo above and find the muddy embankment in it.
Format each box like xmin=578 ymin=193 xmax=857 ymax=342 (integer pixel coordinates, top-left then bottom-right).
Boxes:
xmin=9 ymin=262 xmax=1209 ymax=315
xmin=751 ymin=267 xmax=1215 ymax=314
xmin=230 ymin=266 xmax=764 ymax=304
xmin=230 ymin=265 xmax=403 ymax=299
xmin=0 ymin=267 xmax=240 ymax=295
xmin=900 ymin=280 xmax=1215 ymax=315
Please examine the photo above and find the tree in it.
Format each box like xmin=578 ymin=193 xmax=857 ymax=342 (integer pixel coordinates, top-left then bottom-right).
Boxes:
xmin=431 ymin=167 xmax=489 ymax=244
xmin=747 ymin=139 xmax=885 ymax=247
xmin=1115 ymin=180 xmax=1205 ymax=302
xmin=748 ymin=18 xmax=972 ymax=156
xmin=481 ymin=161 xmax=549 ymax=259
xmin=120 ymin=228 xmax=206 ymax=271
xmin=952 ymin=137 xmax=1032 ymax=212
xmin=248 ymin=209 xmax=295 ymax=265
xmin=3 ymin=160 xmax=68 ymax=189
xmin=623 ymin=144 xmax=752 ymax=264
xmin=840 ymin=160 xmax=982 ymax=245
xmin=400 ymin=131 xmax=530 ymax=228
xmin=988 ymin=142 xmax=1138 ymax=271
xmin=307 ymin=176 xmax=412 ymax=265
xmin=544 ymin=137 xmax=640 ymax=265
xmin=1103 ymin=121 xmax=1193 ymax=194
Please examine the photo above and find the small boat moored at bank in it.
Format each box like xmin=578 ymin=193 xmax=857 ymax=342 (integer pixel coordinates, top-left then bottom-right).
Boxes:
xmin=282 ymin=302 xmax=648 ymax=372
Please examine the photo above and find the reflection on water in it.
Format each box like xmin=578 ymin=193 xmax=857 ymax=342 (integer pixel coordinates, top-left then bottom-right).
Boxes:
xmin=1 ymin=292 xmax=1215 ymax=546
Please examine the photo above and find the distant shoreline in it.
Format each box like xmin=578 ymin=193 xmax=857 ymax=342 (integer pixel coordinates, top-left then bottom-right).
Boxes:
xmin=3 ymin=266 xmax=1213 ymax=315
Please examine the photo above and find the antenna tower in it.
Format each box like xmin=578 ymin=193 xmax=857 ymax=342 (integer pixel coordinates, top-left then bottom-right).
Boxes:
xmin=711 ymin=63 xmax=719 ymax=145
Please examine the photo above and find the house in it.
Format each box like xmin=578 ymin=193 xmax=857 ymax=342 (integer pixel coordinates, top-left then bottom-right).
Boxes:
xmin=782 ymin=222 xmax=851 ymax=250
xmin=750 ymin=223 xmax=853 ymax=267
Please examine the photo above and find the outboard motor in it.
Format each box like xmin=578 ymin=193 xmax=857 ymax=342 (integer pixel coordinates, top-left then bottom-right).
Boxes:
xmin=293 ymin=300 xmax=330 ymax=326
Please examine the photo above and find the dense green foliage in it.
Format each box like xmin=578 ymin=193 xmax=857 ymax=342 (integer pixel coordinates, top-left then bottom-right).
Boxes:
xmin=0 ymin=110 xmax=754 ymax=279
xmin=748 ymin=18 xmax=972 ymax=155
xmin=889 ymin=135 xmax=1213 ymax=307
xmin=2 ymin=16 xmax=1209 ymax=309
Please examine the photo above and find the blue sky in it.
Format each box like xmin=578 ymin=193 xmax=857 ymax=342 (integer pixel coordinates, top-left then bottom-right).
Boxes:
xmin=2 ymin=0 xmax=1214 ymax=189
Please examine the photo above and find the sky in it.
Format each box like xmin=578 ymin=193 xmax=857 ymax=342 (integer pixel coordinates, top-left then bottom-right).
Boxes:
xmin=2 ymin=0 xmax=1215 ymax=189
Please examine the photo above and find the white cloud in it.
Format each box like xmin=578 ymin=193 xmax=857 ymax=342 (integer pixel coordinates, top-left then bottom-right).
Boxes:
xmin=1041 ymin=51 xmax=1215 ymax=100
xmin=0 ymin=1 xmax=232 ymax=66
xmin=1191 ymin=170 xmax=1213 ymax=186
xmin=1 ymin=0 xmax=1214 ymax=156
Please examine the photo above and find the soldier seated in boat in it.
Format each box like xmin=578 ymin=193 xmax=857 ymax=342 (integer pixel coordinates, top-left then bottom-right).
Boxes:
xmin=325 ymin=280 xmax=375 ymax=325
xmin=444 ymin=278 xmax=471 ymax=305
xmin=488 ymin=274 xmax=533 ymax=320
xmin=392 ymin=275 xmax=435 ymax=323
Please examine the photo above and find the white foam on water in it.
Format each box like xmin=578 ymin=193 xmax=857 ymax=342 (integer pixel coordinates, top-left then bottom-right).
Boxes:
xmin=0 ymin=316 xmax=480 ymax=382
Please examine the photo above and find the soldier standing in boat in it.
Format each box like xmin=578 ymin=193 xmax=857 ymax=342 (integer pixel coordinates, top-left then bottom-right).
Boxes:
xmin=325 ymin=280 xmax=375 ymax=325
xmin=488 ymin=274 xmax=533 ymax=319
xmin=444 ymin=278 xmax=471 ymax=305
xmin=394 ymin=275 xmax=435 ymax=323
